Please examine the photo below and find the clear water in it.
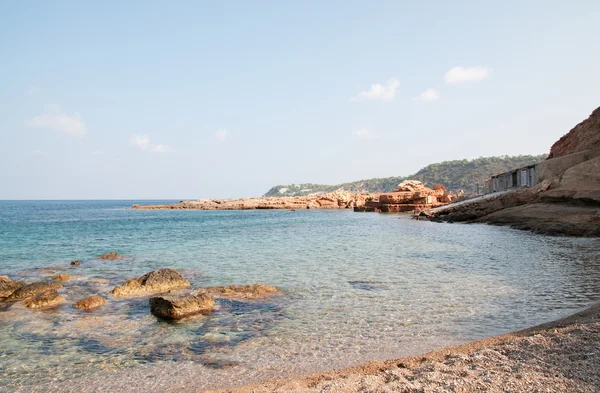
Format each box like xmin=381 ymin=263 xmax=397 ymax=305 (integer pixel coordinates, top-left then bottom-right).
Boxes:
xmin=1 ymin=200 xmax=599 ymax=392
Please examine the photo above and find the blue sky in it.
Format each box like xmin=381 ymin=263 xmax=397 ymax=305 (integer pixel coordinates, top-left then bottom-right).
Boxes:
xmin=1 ymin=1 xmax=599 ymax=199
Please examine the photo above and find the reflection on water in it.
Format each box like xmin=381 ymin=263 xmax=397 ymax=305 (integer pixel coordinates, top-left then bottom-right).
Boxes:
xmin=0 ymin=201 xmax=599 ymax=392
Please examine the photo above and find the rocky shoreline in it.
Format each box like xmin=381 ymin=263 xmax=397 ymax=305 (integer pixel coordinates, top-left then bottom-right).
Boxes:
xmin=209 ymin=302 xmax=600 ymax=393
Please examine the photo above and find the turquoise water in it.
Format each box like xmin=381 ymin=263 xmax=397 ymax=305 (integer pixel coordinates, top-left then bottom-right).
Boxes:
xmin=1 ymin=200 xmax=600 ymax=392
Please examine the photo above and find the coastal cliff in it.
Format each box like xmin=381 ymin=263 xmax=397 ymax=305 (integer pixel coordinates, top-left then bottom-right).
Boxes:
xmin=432 ymin=106 xmax=600 ymax=236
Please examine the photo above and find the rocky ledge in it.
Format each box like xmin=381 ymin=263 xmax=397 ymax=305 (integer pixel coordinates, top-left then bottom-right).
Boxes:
xmin=133 ymin=189 xmax=377 ymax=211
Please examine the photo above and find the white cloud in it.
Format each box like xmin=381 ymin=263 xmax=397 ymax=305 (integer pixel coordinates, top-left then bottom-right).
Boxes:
xmin=414 ymin=88 xmax=440 ymax=102
xmin=25 ymin=104 xmax=87 ymax=137
xmin=444 ymin=66 xmax=489 ymax=84
xmin=150 ymin=144 xmax=174 ymax=153
xmin=129 ymin=134 xmax=173 ymax=153
xmin=350 ymin=78 xmax=399 ymax=102
xmin=215 ymin=129 xmax=230 ymax=143
xmin=352 ymin=128 xmax=378 ymax=139
xmin=130 ymin=134 xmax=151 ymax=150
xmin=27 ymin=87 xmax=40 ymax=96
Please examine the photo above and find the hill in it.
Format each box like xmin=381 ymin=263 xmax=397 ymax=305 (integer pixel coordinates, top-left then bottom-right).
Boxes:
xmin=263 ymin=155 xmax=547 ymax=197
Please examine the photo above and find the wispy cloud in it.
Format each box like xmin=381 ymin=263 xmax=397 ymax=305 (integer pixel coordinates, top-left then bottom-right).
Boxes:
xmin=129 ymin=134 xmax=173 ymax=153
xmin=414 ymin=88 xmax=440 ymax=102
xmin=444 ymin=66 xmax=489 ymax=84
xmin=25 ymin=104 xmax=87 ymax=137
xmin=215 ymin=129 xmax=230 ymax=143
xmin=352 ymin=128 xmax=378 ymax=139
xmin=350 ymin=78 xmax=399 ymax=102
xmin=27 ymin=87 xmax=40 ymax=96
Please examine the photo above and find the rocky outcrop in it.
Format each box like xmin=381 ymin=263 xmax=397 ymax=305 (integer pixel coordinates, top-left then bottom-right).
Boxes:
xmin=51 ymin=274 xmax=73 ymax=282
xmin=6 ymin=282 xmax=63 ymax=301
xmin=355 ymin=180 xmax=454 ymax=213
xmin=149 ymin=293 xmax=215 ymax=320
xmin=112 ymin=268 xmax=190 ymax=298
xmin=73 ymin=295 xmax=107 ymax=310
xmin=23 ymin=289 xmax=65 ymax=309
xmin=0 ymin=276 xmax=24 ymax=298
xmin=99 ymin=252 xmax=123 ymax=260
xmin=133 ymin=189 xmax=377 ymax=211
xmin=201 ymin=284 xmax=281 ymax=299
xmin=548 ymin=106 xmax=600 ymax=159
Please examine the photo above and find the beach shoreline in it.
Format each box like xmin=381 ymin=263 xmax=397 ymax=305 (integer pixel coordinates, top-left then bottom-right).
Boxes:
xmin=207 ymin=302 xmax=600 ymax=393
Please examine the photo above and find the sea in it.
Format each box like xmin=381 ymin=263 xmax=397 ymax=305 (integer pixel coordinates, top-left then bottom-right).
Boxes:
xmin=1 ymin=200 xmax=599 ymax=392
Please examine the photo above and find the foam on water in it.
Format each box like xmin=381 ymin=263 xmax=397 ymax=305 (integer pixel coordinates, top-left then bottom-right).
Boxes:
xmin=1 ymin=200 xmax=600 ymax=392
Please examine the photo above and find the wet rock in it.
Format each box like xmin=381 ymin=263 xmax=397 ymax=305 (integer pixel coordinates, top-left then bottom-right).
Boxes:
xmin=200 ymin=284 xmax=281 ymax=299
xmin=149 ymin=293 xmax=215 ymax=320
xmin=0 ymin=276 xmax=24 ymax=298
xmin=23 ymin=289 xmax=65 ymax=309
xmin=6 ymin=282 xmax=63 ymax=301
xmin=73 ymin=295 xmax=107 ymax=311
xmin=112 ymin=268 xmax=190 ymax=298
xmin=51 ymin=274 xmax=73 ymax=282
xmin=99 ymin=252 xmax=123 ymax=260
xmin=71 ymin=260 xmax=81 ymax=266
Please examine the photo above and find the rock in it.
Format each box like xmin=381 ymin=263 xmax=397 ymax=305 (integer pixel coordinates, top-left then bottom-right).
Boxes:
xmin=0 ymin=276 xmax=24 ymax=298
xmin=6 ymin=282 xmax=63 ymax=301
xmin=396 ymin=180 xmax=426 ymax=192
xmin=99 ymin=252 xmax=123 ymax=260
xmin=51 ymin=274 xmax=73 ymax=282
xmin=112 ymin=268 xmax=190 ymax=298
xmin=149 ymin=293 xmax=215 ymax=320
xmin=201 ymin=284 xmax=281 ymax=299
xmin=73 ymin=295 xmax=107 ymax=310
xmin=71 ymin=260 xmax=81 ymax=266
xmin=548 ymin=106 xmax=600 ymax=159
xmin=23 ymin=289 xmax=65 ymax=309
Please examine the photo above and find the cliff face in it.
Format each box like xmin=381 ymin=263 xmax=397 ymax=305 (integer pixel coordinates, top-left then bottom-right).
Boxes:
xmin=548 ymin=106 xmax=600 ymax=159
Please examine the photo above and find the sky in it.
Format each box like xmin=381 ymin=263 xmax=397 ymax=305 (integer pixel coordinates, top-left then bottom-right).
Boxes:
xmin=1 ymin=1 xmax=599 ymax=199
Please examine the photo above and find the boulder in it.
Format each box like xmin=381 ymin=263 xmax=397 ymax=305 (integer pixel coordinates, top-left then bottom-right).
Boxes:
xmin=51 ymin=274 xmax=73 ymax=282
xmin=201 ymin=284 xmax=281 ymax=299
xmin=6 ymin=282 xmax=63 ymax=301
xmin=149 ymin=293 xmax=215 ymax=320
xmin=73 ymin=295 xmax=107 ymax=311
xmin=0 ymin=276 xmax=24 ymax=298
xmin=71 ymin=260 xmax=81 ymax=266
xmin=23 ymin=289 xmax=65 ymax=309
xmin=112 ymin=268 xmax=190 ymax=298
xmin=99 ymin=252 xmax=123 ymax=260
xmin=396 ymin=180 xmax=426 ymax=192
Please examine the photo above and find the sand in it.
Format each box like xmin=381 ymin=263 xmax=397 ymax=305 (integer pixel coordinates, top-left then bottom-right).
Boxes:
xmin=208 ymin=302 xmax=600 ymax=393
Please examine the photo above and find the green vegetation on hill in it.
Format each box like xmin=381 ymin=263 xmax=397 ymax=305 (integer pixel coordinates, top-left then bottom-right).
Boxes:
xmin=263 ymin=155 xmax=547 ymax=197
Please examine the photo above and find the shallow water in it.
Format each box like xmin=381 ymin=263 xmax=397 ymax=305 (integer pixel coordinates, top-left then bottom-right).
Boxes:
xmin=1 ymin=200 xmax=599 ymax=392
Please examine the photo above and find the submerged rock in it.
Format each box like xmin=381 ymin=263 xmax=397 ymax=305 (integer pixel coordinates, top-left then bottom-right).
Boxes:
xmin=201 ymin=284 xmax=281 ymax=299
xmin=149 ymin=293 xmax=215 ymax=320
xmin=112 ymin=268 xmax=190 ymax=298
xmin=99 ymin=252 xmax=123 ymax=260
xmin=0 ymin=276 xmax=24 ymax=298
xmin=51 ymin=274 xmax=73 ymax=282
xmin=23 ymin=289 xmax=65 ymax=309
xmin=71 ymin=260 xmax=81 ymax=266
xmin=6 ymin=282 xmax=63 ymax=301
xmin=73 ymin=295 xmax=107 ymax=311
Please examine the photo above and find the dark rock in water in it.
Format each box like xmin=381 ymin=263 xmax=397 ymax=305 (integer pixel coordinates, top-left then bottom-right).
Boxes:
xmin=200 ymin=284 xmax=281 ymax=299
xmin=51 ymin=274 xmax=73 ymax=282
xmin=99 ymin=252 xmax=123 ymax=260
xmin=6 ymin=282 xmax=63 ymax=301
xmin=73 ymin=295 xmax=107 ymax=310
xmin=0 ymin=276 xmax=24 ymax=298
xmin=23 ymin=289 xmax=65 ymax=309
xmin=150 ymin=293 xmax=214 ymax=320
xmin=71 ymin=260 xmax=81 ymax=266
xmin=112 ymin=268 xmax=190 ymax=298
